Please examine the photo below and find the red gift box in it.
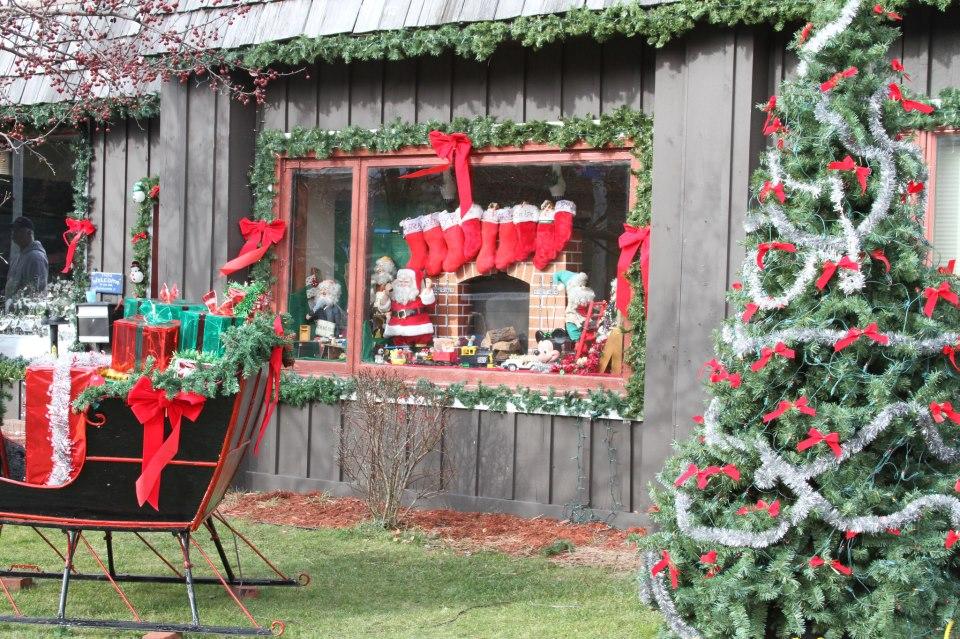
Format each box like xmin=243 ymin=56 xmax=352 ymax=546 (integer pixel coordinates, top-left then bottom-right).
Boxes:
xmin=24 ymin=365 xmax=103 ymax=486
xmin=111 ymin=317 xmax=180 ymax=373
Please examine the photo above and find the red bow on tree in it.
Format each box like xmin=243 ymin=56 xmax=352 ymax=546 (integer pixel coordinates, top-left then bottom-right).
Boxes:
xmin=828 ymin=155 xmax=871 ymax=194
xmin=763 ymin=396 xmax=817 ymax=423
xmin=737 ymin=499 xmax=781 ymax=518
xmin=902 ymin=181 xmax=925 ymax=205
xmin=126 ymin=376 xmax=207 ymax=510
xmin=820 ymin=66 xmax=858 ymax=92
xmin=742 ymin=302 xmax=760 ymax=323
xmin=797 ymin=428 xmax=843 ymax=458
xmin=399 ymin=131 xmax=473 ymax=216
xmin=132 ymin=231 xmax=148 ymax=244
xmin=923 ymin=281 xmax=959 ymax=318
xmin=873 ymin=4 xmax=902 ymax=20
xmin=798 ymin=22 xmax=814 ymax=44
xmin=651 ymin=551 xmax=680 ymax=589
xmin=756 ymin=242 xmax=797 ymax=269
xmin=253 ymin=315 xmax=286 ymax=455
xmin=674 ymin=463 xmax=740 ymax=490
xmin=930 ymin=401 xmax=960 ymax=425
xmin=615 ymin=224 xmax=651 ymax=317
xmin=751 ymin=342 xmax=796 ymax=372
xmin=700 ymin=550 xmax=718 ymax=565
xmin=888 ymin=83 xmax=934 ymax=115
xmin=944 ymin=344 xmax=960 ymax=372
xmin=148 ymin=184 xmax=160 ymax=199
xmin=834 ymin=323 xmax=889 ymax=351
xmin=219 ymin=218 xmax=287 ymax=276
xmin=947 ymin=531 xmax=960 ymax=550
xmin=870 ymin=249 xmax=891 ymax=273
xmin=810 ymin=556 xmax=852 ymax=575
xmin=940 ymin=259 xmax=956 ymax=276
xmin=700 ymin=359 xmax=741 ymax=389
xmin=759 ymin=181 xmax=786 ymax=204
xmin=763 ymin=116 xmax=787 ymax=138
xmin=61 ymin=218 xmax=96 ymax=274
xmin=816 ymin=256 xmax=860 ymax=290
xmin=891 ymin=58 xmax=911 ymax=81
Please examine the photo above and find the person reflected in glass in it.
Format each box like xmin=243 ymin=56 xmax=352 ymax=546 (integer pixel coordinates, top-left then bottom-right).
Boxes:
xmin=5 ymin=216 xmax=48 ymax=302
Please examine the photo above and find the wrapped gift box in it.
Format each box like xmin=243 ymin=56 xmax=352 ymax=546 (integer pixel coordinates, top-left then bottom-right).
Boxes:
xmin=111 ymin=317 xmax=179 ymax=372
xmin=180 ymin=311 xmax=238 ymax=356
xmin=123 ymin=297 xmax=205 ymax=321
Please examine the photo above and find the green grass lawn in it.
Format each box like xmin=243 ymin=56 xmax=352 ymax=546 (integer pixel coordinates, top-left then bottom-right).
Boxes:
xmin=0 ymin=519 xmax=661 ymax=638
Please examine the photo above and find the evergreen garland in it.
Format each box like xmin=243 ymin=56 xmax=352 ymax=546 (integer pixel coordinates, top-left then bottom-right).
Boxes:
xmin=249 ymin=108 xmax=651 ymax=420
xmin=1 ymin=96 xmax=160 ymax=132
xmin=66 ymin=134 xmax=94 ymax=301
xmin=130 ymin=176 xmax=159 ymax=298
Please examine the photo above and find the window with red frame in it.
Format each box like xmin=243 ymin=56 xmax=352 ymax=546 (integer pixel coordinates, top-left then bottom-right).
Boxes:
xmin=932 ymin=134 xmax=960 ymax=270
xmin=279 ymin=147 xmax=638 ymax=385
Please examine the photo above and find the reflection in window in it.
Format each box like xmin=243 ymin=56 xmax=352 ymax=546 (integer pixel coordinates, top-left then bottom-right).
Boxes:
xmin=934 ymin=135 xmax=960 ymax=269
xmin=288 ymin=168 xmax=352 ymax=361
xmin=364 ymin=161 xmax=630 ymax=377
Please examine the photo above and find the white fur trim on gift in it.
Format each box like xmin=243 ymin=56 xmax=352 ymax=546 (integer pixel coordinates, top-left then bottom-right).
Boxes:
xmin=512 ymin=203 xmax=539 ymax=223
xmin=399 ymin=217 xmax=422 ymax=236
xmin=384 ymin=321 xmax=435 ymax=337
xmin=555 ymin=200 xmax=576 ymax=216
xmin=458 ymin=203 xmax=483 ymax=222
xmin=437 ymin=210 xmax=459 ymax=231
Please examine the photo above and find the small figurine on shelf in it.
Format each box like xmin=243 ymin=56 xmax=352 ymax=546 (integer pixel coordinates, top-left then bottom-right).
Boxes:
xmin=369 ymin=256 xmax=397 ymax=337
xmin=306 ymin=279 xmax=346 ymax=337
xmin=598 ymin=278 xmax=625 ymax=375
xmin=530 ymin=338 xmax=560 ymax=372
xmin=129 ymin=261 xmax=144 ymax=286
xmin=552 ymin=270 xmax=595 ymax=341
xmin=376 ymin=268 xmax=435 ymax=347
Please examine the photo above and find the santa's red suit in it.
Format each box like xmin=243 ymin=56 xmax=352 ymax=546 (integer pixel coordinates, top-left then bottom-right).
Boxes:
xmin=383 ymin=287 xmax=436 ymax=346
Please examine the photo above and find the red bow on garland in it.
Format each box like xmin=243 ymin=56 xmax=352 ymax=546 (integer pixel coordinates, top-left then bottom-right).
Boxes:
xmin=759 ymin=181 xmax=786 ymax=204
xmin=888 ymin=83 xmax=934 ymax=114
xmin=947 ymin=531 xmax=960 ymax=550
xmin=797 ymin=428 xmax=843 ymax=458
xmin=674 ymin=463 xmax=740 ymax=490
xmin=873 ymin=4 xmax=902 ymax=20
xmin=700 ymin=359 xmax=741 ymax=389
xmin=737 ymin=499 xmax=781 ymax=518
xmin=756 ymin=242 xmax=797 ymax=269
xmin=940 ymin=259 xmax=956 ymax=276
xmin=820 ymin=66 xmax=858 ymax=93
xmin=930 ymin=401 xmax=960 ymax=425
xmin=751 ymin=342 xmax=796 ymax=372
xmin=762 ymin=396 xmax=817 ymax=423
xmin=828 ymin=155 xmax=871 ymax=194
xmin=891 ymin=58 xmax=911 ymax=81
xmin=810 ymin=556 xmax=852 ymax=576
xmin=219 ymin=218 xmax=287 ymax=276
xmin=399 ymin=131 xmax=473 ymax=216
xmin=253 ymin=315 xmax=285 ymax=455
xmin=798 ymin=22 xmax=813 ymax=44
xmin=833 ymin=323 xmax=889 ymax=351
xmin=651 ymin=551 xmax=679 ymax=589
xmin=615 ymin=224 xmax=651 ymax=317
xmin=923 ymin=281 xmax=959 ymax=318
xmin=132 ymin=231 xmax=148 ymax=244
xmin=61 ymin=218 xmax=96 ymax=274
xmin=126 ymin=376 xmax=207 ymax=510
xmin=816 ymin=256 xmax=860 ymax=290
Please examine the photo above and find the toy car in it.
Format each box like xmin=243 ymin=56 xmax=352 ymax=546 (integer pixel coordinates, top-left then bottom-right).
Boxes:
xmin=500 ymin=356 xmax=538 ymax=371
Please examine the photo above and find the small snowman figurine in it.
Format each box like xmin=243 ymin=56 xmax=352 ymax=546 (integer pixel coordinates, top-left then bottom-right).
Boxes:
xmin=129 ymin=260 xmax=145 ymax=285
xmin=132 ymin=182 xmax=146 ymax=204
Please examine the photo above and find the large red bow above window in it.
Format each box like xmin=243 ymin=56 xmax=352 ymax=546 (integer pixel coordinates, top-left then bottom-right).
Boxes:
xmin=126 ymin=376 xmax=207 ymax=510
xmin=399 ymin=131 xmax=473 ymax=216
xmin=219 ymin=218 xmax=287 ymax=276
xmin=616 ymin=224 xmax=651 ymax=317
xmin=61 ymin=218 xmax=96 ymax=274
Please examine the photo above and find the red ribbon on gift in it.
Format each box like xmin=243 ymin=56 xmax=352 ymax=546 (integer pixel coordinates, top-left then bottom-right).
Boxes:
xmin=220 ymin=218 xmax=287 ymax=276
xmin=888 ymin=83 xmax=934 ymax=115
xmin=762 ymin=396 xmax=816 ymax=423
xmin=616 ymin=224 xmax=651 ymax=318
xmin=61 ymin=218 xmax=96 ymax=274
xmin=253 ymin=315 xmax=285 ymax=455
xmin=759 ymin=181 xmax=786 ymax=204
xmin=756 ymin=242 xmax=796 ymax=269
xmin=126 ymin=376 xmax=207 ymax=510
xmin=797 ymin=428 xmax=843 ymax=458
xmin=202 ymin=289 xmax=246 ymax=317
xmin=947 ymin=531 xmax=960 ymax=550
xmin=923 ymin=281 xmax=959 ymax=318
xmin=828 ymin=155 xmax=871 ymax=194
xmin=650 ymin=551 xmax=679 ymax=589
xmin=399 ymin=131 xmax=473 ymax=216
xmin=816 ymin=256 xmax=860 ymax=290
xmin=751 ymin=341 xmax=795 ymax=372
xmin=833 ymin=323 xmax=889 ymax=351
xmin=930 ymin=401 xmax=960 ymax=425
xmin=674 ymin=463 xmax=740 ymax=490
xmin=820 ymin=66 xmax=858 ymax=93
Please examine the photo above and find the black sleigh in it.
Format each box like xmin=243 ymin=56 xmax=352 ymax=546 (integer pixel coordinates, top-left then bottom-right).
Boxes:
xmin=0 ymin=366 xmax=304 ymax=637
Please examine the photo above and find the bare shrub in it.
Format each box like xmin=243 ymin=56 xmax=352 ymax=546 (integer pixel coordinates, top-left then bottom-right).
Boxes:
xmin=339 ymin=370 xmax=450 ymax=528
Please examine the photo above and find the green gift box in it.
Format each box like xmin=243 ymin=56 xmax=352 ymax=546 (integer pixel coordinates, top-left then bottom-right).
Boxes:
xmin=181 ymin=310 xmax=238 ymax=356
xmin=123 ymin=297 xmax=146 ymax=318
xmin=124 ymin=298 xmax=205 ymax=321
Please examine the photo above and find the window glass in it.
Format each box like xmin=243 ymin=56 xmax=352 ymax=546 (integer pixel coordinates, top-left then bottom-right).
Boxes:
xmin=363 ymin=160 xmax=630 ymax=376
xmin=934 ymin=135 xmax=960 ymax=269
xmin=287 ymin=168 xmax=352 ymax=362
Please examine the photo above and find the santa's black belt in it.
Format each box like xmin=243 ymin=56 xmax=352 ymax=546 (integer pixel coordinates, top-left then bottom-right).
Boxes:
xmin=393 ymin=308 xmax=425 ymax=320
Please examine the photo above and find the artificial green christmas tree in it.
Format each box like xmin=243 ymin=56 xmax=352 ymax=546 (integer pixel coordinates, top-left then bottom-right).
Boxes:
xmin=639 ymin=1 xmax=960 ymax=637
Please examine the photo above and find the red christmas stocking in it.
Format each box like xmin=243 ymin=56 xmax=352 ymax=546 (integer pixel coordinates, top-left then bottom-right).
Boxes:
xmin=533 ymin=202 xmax=556 ymax=270
xmin=439 ymin=210 xmax=466 ymax=273
xmin=419 ymin=213 xmax=447 ymax=277
xmin=551 ymin=199 xmax=577 ymax=259
xmin=495 ymin=207 xmax=519 ymax=271
xmin=400 ymin=217 xmax=427 ymax=272
xmin=511 ymin=202 xmax=539 ymax=263
xmin=476 ymin=205 xmax=501 ymax=274
xmin=459 ymin=204 xmax=483 ymax=262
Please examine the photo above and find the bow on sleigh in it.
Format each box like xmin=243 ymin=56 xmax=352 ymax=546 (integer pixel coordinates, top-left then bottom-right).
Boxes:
xmin=253 ymin=315 xmax=285 ymax=455
xmin=61 ymin=218 xmax=96 ymax=274
xmin=616 ymin=224 xmax=651 ymax=317
xmin=219 ymin=218 xmax=287 ymax=276
xmin=126 ymin=376 xmax=207 ymax=510
xmin=399 ymin=131 xmax=473 ymax=216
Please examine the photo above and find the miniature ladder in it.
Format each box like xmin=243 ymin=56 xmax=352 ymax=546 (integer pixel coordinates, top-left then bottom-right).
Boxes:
xmin=574 ymin=300 xmax=608 ymax=359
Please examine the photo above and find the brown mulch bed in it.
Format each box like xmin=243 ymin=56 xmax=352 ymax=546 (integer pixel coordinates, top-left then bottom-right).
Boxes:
xmin=220 ymin=491 xmax=645 ymax=570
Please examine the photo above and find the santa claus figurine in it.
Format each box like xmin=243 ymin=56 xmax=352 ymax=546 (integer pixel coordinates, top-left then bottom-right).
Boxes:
xmin=306 ymin=279 xmax=347 ymax=337
xmin=369 ymin=256 xmax=397 ymax=337
xmin=375 ymin=268 xmax=435 ymax=346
